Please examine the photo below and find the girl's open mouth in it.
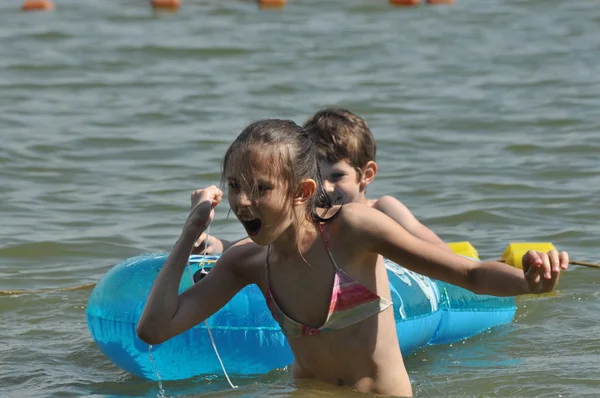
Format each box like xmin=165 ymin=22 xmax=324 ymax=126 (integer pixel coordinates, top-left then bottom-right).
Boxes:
xmin=241 ymin=218 xmax=262 ymax=236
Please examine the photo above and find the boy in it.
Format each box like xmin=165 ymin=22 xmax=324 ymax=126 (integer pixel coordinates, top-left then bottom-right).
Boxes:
xmin=194 ymin=108 xmax=450 ymax=254
xmin=303 ymin=108 xmax=451 ymax=252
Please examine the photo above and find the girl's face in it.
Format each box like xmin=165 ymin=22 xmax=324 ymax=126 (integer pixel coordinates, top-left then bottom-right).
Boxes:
xmin=226 ymin=153 xmax=295 ymax=247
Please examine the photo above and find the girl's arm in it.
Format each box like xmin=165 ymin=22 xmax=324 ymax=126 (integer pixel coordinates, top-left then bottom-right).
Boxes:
xmin=137 ymin=187 xmax=250 ymax=344
xmin=373 ymin=195 xmax=452 ymax=252
xmin=345 ymin=203 xmax=568 ymax=296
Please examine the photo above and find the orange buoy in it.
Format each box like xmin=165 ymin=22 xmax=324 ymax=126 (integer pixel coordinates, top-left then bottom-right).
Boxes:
xmin=21 ymin=0 xmax=55 ymax=11
xmin=389 ymin=0 xmax=421 ymax=6
xmin=258 ymin=0 xmax=287 ymax=8
xmin=427 ymin=0 xmax=455 ymax=4
xmin=151 ymin=0 xmax=181 ymax=10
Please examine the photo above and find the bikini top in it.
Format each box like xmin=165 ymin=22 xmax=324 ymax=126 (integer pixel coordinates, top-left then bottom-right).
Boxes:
xmin=265 ymin=223 xmax=392 ymax=338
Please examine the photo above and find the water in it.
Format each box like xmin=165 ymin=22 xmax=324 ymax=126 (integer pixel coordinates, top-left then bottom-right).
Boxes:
xmin=1 ymin=0 xmax=599 ymax=396
xmin=148 ymin=345 xmax=167 ymax=398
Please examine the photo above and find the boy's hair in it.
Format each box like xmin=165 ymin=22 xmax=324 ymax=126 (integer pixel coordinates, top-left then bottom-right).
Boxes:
xmin=302 ymin=108 xmax=376 ymax=177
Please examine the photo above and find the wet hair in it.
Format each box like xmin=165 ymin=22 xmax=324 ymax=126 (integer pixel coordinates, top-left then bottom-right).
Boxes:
xmin=222 ymin=119 xmax=332 ymax=224
xmin=302 ymin=108 xmax=376 ymax=180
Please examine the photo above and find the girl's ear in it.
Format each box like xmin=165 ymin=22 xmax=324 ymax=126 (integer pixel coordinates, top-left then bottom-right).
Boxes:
xmin=360 ymin=161 xmax=378 ymax=188
xmin=294 ymin=179 xmax=317 ymax=206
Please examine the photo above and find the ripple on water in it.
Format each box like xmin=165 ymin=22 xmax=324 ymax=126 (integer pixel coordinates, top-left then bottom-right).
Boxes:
xmin=1 ymin=0 xmax=600 ymax=397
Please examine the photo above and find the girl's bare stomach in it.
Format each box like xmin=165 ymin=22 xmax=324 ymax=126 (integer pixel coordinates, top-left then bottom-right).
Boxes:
xmin=291 ymin=358 xmax=411 ymax=397
xmin=287 ymin=319 xmax=412 ymax=397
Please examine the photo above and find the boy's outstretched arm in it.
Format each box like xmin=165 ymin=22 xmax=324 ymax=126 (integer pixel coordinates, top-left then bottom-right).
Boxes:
xmin=373 ymin=195 xmax=452 ymax=252
xmin=192 ymin=234 xmax=252 ymax=255
xmin=192 ymin=233 xmax=232 ymax=254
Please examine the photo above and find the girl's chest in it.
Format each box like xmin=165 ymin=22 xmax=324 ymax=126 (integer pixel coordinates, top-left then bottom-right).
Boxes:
xmin=262 ymin=262 xmax=336 ymax=329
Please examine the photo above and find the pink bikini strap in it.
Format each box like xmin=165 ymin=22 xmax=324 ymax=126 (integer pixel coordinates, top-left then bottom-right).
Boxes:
xmin=316 ymin=223 xmax=340 ymax=269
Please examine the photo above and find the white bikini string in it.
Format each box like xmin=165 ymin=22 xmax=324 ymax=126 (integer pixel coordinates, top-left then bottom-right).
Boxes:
xmin=186 ymin=224 xmax=238 ymax=389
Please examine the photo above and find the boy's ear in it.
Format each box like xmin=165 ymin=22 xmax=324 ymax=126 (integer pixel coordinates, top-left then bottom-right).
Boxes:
xmin=294 ymin=179 xmax=316 ymax=205
xmin=360 ymin=161 xmax=377 ymax=187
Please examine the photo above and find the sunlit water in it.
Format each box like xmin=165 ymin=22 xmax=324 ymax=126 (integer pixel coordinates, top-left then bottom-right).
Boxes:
xmin=1 ymin=0 xmax=599 ymax=397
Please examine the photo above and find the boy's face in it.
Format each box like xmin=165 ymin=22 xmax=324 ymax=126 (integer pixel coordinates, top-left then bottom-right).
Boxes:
xmin=319 ymin=159 xmax=366 ymax=205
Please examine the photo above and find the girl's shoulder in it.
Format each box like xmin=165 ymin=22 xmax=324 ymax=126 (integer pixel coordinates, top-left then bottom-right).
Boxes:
xmin=321 ymin=202 xmax=371 ymax=219
xmin=326 ymin=202 xmax=401 ymax=244
xmin=322 ymin=203 xmax=379 ymax=237
xmin=336 ymin=202 xmax=378 ymax=226
xmin=217 ymin=239 xmax=267 ymax=284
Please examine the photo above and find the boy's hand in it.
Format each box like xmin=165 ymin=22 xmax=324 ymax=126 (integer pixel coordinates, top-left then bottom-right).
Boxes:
xmin=522 ymin=250 xmax=569 ymax=294
xmin=186 ymin=186 xmax=223 ymax=232
xmin=192 ymin=233 xmax=225 ymax=255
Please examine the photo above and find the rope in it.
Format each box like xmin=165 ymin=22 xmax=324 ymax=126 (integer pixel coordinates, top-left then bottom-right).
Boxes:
xmin=497 ymin=259 xmax=600 ymax=269
xmin=0 ymin=283 xmax=96 ymax=296
xmin=187 ymin=224 xmax=238 ymax=389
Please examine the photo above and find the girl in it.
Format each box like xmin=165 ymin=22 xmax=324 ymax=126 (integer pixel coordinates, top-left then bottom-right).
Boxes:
xmin=137 ymin=119 xmax=568 ymax=397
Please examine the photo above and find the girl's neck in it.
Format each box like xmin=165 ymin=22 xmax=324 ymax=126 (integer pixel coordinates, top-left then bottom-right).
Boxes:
xmin=269 ymin=214 xmax=318 ymax=260
xmin=357 ymin=195 xmax=369 ymax=205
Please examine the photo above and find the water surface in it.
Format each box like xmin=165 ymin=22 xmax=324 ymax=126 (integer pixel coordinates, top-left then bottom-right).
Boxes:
xmin=1 ymin=0 xmax=599 ymax=396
